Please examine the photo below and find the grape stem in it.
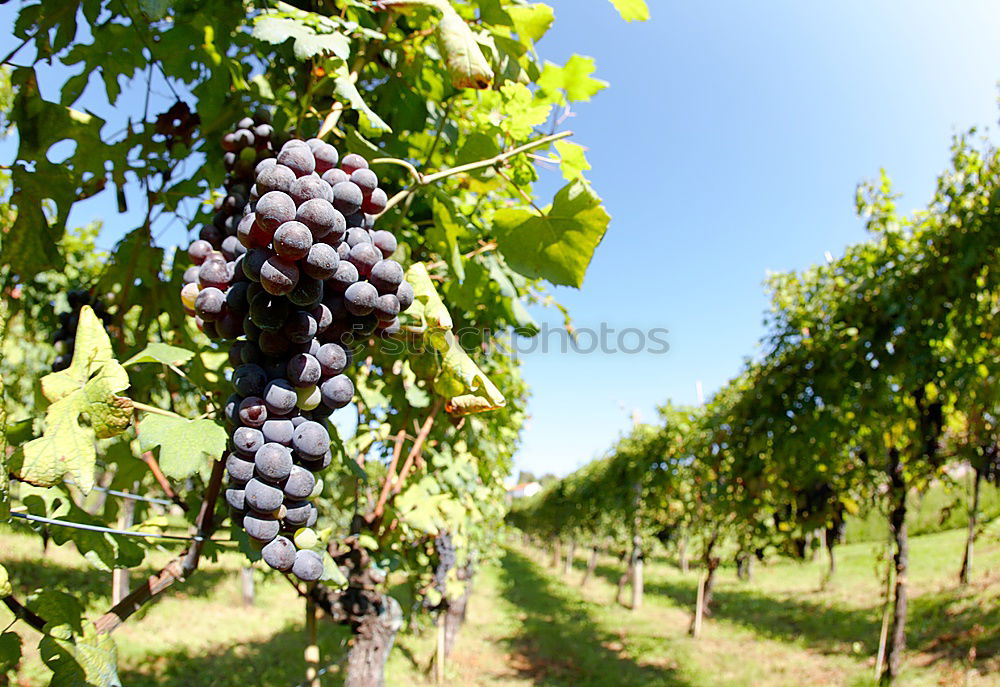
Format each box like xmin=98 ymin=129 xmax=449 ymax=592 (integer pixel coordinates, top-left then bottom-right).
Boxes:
xmin=495 ymin=168 xmax=544 ymax=216
xmin=371 ymin=130 xmax=574 ymax=215
xmin=142 ymin=450 xmax=188 ymax=512
xmin=424 ymin=241 xmax=497 ymax=272
xmin=392 ymin=398 xmax=442 ymax=495
xmin=132 ymin=401 xmax=186 ymax=420
xmin=373 ymin=429 xmax=408 ymax=519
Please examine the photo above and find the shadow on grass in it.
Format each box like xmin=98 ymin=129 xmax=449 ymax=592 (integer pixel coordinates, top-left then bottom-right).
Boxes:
xmin=498 ymin=549 xmax=691 ymax=687
xmin=909 ymin=586 xmax=999 ymax=666
xmin=118 ymin=621 xmax=353 ymax=687
xmin=590 ymin=557 xmax=996 ymax=669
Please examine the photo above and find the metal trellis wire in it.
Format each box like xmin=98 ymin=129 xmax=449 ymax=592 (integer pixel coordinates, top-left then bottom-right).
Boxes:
xmin=9 ymin=511 xmax=231 ymax=543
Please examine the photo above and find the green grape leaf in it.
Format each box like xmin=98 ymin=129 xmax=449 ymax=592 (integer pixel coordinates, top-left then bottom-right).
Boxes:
xmin=122 ymin=343 xmax=195 ymax=367
xmin=486 ymin=258 xmax=538 ymax=333
xmin=342 ymin=451 xmax=369 ymax=483
xmin=430 ymin=197 xmax=467 ymax=281
xmin=0 ymin=631 xmax=21 ymax=673
xmin=33 ymin=590 xmax=85 ymax=635
xmin=402 ymin=362 xmax=432 ymax=409
xmin=380 ymin=0 xmax=493 ymax=89
xmin=493 ymin=179 xmax=610 ymax=288
xmin=40 ymin=624 xmax=121 ymax=687
xmin=394 ymin=483 xmax=448 ymax=534
xmin=294 ymin=33 xmax=350 ymax=61
xmin=405 ymin=381 xmax=432 ymax=409
xmin=138 ymin=0 xmax=173 ymax=20
xmin=187 ymin=349 xmax=231 ymax=392
xmin=333 ymin=66 xmax=392 ymax=134
xmin=497 ymin=83 xmax=550 ymax=139
xmin=343 ymin=127 xmax=383 ymax=158
xmin=456 ymin=132 xmax=501 ymax=178
xmin=607 ymin=0 xmax=650 ymax=22
xmin=5 ymin=419 xmax=35 ymax=448
xmin=507 ymin=3 xmax=555 ymax=44
xmin=252 ymin=16 xmax=310 ymax=44
xmin=475 ymin=0 xmax=512 ymax=25
xmin=19 ymin=307 xmax=132 ymax=493
xmin=19 ymin=484 xmax=144 ymax=571
xmin=537 ymin=55 xmax=608 ymax=103
xmin=252 ymin=16 xmax=351 ymax=61
xmin=3 ymin=68 xmax=107 ymax=280
xmin=0 ymin=563 xmax=11 ymax=597
xmin=321 ymin=554 xmax=348 ymax=585
xmin=137 ymin=415 xmax=227 ymax=480
xmin=554 ymin=140 xmax=591 ymax=181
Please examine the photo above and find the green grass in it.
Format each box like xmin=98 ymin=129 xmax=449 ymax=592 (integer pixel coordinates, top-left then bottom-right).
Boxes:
xmin=3 ymin=526 xmax=998 ymax=686
xmin=844 ymin=479 xmax=1000 ymax=543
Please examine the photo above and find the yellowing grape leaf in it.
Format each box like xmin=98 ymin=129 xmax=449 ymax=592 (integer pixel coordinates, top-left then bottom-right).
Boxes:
xmin=19 ymin=307 xmax=132 ymax=493
xmin=434 ymin=332 xmax=506 ymax=415
xmin=379 ymin=0 xmax=493 ymax=89
xmin=405 ymin=262 xmax=454 ymax=332
xmin=402 ymin=264 xmax=506 ymax=414
xmin=0 ymin=563 xmax=11 ymax=597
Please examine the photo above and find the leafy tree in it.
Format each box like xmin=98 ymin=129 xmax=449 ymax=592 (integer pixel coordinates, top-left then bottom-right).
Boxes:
xmin=0 ymin=1 xmax=648 ymax=685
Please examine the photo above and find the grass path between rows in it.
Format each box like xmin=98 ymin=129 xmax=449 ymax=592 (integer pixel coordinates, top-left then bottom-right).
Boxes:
xmin=395 ymin=530 xmax=998 ymax=687
xmin=3 ymin=527 xmax=998 ymax=686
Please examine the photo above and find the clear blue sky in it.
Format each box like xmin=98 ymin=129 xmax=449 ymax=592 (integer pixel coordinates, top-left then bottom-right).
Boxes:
xmin=513 ymin=0 xmax=1000 ymax=478
xmin=2 ymin=2 xmax=999 ymax=479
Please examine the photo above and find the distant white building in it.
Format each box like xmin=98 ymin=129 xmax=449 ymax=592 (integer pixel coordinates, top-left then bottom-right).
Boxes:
xmin=507 ymin=481 xmax=542 ymax=499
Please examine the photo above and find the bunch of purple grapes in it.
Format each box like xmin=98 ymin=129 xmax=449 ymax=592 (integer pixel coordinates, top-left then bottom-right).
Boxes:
xmin=179 ymin=125 xmax=413 ymax=582
xmin=433 ymin=532 xmax=456 ymax=593
xmin=187 ymin=116 xmax=275 ymax=269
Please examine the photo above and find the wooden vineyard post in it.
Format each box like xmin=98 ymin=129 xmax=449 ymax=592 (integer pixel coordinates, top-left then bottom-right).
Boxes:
xmin=581 ymin=546 xmax=599 ymax=586
xmin=305 ymin=596 xmax=320 ymax=687
xmin=874 ymin=539 xmax=894 ymax=680
xmin=692 ymin=574 xmax=706 ymax=638
xmin=240 ymin=566 xmax=255 ymax=607
xmin=434 ymin=613 xmax=446 ymax=685
xmin=111 ymin=483 xmax=138 ymax=604
xmin=563 ymin=540 xmax=576 ymax=575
